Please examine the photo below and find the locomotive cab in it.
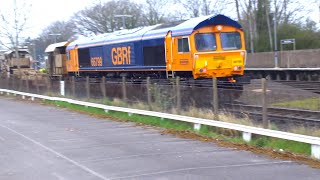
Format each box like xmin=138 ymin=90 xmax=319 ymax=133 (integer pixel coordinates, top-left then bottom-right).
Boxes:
xmin=165 ymin=15 xmax=247 ymax=82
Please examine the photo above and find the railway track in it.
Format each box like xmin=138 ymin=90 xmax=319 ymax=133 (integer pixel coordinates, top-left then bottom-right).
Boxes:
xmin=222 ymin=103 xmax=320 ymax=126
xmin=274 ymin=80 xmax=320 ymax=94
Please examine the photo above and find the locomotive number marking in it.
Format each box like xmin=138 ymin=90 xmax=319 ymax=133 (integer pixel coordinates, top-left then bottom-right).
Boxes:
xmin=91 ymin=57 xmax=103 ymax=67
xmin=112 ymin=46 xmax=131 ymax=65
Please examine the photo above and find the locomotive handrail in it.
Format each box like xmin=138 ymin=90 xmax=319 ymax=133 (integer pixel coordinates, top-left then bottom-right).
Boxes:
xmin=1 ymin=88 xmax=320 ymax=160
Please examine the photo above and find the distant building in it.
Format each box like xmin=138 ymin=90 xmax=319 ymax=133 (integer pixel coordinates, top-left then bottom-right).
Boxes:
xmin=1 ymin=49 xmax=32 ymax=75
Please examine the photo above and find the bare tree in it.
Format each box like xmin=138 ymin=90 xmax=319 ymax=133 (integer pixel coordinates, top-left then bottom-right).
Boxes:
xmin=203 ymin=0 xmax=231 ymax=15
xmin=0 ymin=0 xmax=31 ymax=71
xmin=272 ymin=0 xmax=310 ymax=24
xmin=143 ymin=0 xmax=170 ymax=25
xmin=176 ymin=0 xmax=201 ymax=17
xmin=176 ymin=0 xmax=230 ymax=18
xmin=73 ymin=3 xmax=112 ymax=35
xmin=265 ymin=2 xmax=273 ymax=51
xmin=248 ymin=0 xmax=256 ymax=53
xmin=235 ymin=0 xmax=241 ymax=21
xmin=41 ymin=21 xmax=77 ymax=43
xmin=73 ymin=0 xmax=143 ymax=35
xmin=202 ymin=0 xmax=211 ymax=16
xmin=25 ymin=20 xmax=78 ymax=62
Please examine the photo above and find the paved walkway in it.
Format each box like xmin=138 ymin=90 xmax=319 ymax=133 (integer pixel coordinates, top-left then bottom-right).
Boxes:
xmin=0 ymin=97 xmax=319 ymax=180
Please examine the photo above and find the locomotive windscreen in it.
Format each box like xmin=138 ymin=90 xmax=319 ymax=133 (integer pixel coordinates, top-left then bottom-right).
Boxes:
xmin=143 ymin=46 xmax=165 ymax=66
xmin=78 ymin=48 xmax=91 ymax=68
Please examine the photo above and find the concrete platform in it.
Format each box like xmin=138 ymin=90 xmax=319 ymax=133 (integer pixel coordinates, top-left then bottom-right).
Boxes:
xmin=0 ymin=97 xmax=319 ymax=180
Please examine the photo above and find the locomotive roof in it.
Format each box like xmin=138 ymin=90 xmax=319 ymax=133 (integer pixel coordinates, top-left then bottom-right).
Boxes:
xmin=67 ymin=14 xmax=241 ymax=50
xmin=45 ymin=41 xmax=70 ymax=53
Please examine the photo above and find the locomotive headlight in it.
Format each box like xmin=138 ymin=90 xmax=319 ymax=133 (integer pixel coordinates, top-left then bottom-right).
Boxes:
xmin=203 ymin=68 xmax=207 ymax=73
xmin=240 ymin=51 xmax=245 ymax=57
xmin=217 ymin=25 xmax=223 ymax=31
xmin=194 ymin=54 xmax=199 ymax=60
xmin=233 ymin=66 xmax=242 ymax=71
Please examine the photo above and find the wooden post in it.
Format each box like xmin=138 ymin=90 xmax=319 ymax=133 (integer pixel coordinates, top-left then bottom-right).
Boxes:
xmin=47 ymin=75 xmax=51 ymax=95
xmin=19 ymin=78 xmax=23 ymax=91
xmin=5 ymin=76 xmax=8 ymax=89
xmin=213 ymin=77 xmax=219 ymax=120
xmin=86 ymin=76 xmax=90 ymax=99
xmin=176 ymin=76 xmax=181 ymax=114
xmin=101 ymin=76 xmax=106 ymax=99
xmin=122 ymin=76 xmax=127 ymax=102
xmin=26 ymin=76 xmax=29 ymax=92
xmin=36 ymin=75 xmax=40 ymax=94
xmin=12 ymin=75 xmax=15 ymax=90
xmin=72 ymin=76 xmax=76 ymax=97
xmin=262 ymin=78 xmax=268 ymax=128
xmin=147 ymin=77 xmax=152 ymax=110
xmin=8 ymin=76 xmax=11 ymax=89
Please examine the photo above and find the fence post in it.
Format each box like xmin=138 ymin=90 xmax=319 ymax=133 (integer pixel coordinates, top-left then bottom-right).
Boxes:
xmin=262 ymin=78 xmax=269 ymax=128
xmin=312 ymin=144 xmax=320 ymax=159
xmin=122 ymin=76 xmax=127 ymax=102
xmin=6 ymin=76 xmax=8 ymax=89
xmin=101 ymin=76 xmax=106 ymax=99
xmin=59 ymin=76 xmax=65 ymax=96
xmin=213 ymin=77 xmax=219 ymax=120
xmin=47 ymin=75 xmax=51 ymax=95
xmin=7 ymin=76 xmax=10 ymax=90
xmin=176 ymin=76 xmax=181 ymax=114
xmin=12 ymin=75 xmax=15 ymax=90
xmin=147 ymin=77 xmax=152 ymax=110
xmin=19 ymin=77 xmax=23 ymax=91
xmin=26 ymin=76 xmax=29 ymax=92
xmin=194 ymin=123 xmax=201 ymax=131
xmin=86 ymin=76 xmax=90 ymax=99
xmin=72 ymin=76 xmax=76 ymax=97
xmin=35 ymin=75 xmax=40 ymax=94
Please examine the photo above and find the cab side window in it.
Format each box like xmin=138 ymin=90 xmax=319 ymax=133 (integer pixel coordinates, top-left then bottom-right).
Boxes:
xmin=178 ymin=38 xmax=190 ymax=53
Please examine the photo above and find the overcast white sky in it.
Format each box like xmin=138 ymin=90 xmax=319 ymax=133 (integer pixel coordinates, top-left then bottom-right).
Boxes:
xmin=1 ymin=0 xmax=101 ymax=38
xmin=1 ymin=0 xmax=320 ymax=39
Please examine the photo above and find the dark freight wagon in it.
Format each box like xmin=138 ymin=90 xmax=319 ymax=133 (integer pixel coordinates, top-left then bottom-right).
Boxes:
xmin=45 ymin=42 xmax=70 ymax=77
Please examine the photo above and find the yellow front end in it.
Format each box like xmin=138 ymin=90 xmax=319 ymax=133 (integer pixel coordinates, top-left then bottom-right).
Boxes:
xmin=191 ymin=26 xmax=246 ymax=79
xmin=193 ymin=51 xmax=246 ymax=79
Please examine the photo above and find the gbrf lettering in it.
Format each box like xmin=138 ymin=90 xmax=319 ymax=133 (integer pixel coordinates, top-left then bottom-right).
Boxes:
xmin=112 ymin=46 xmax=131 ymax=65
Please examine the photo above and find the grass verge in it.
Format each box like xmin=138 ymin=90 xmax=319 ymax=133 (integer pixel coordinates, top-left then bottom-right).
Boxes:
xmin=46 ymin=100 xmax=194 ymax=131
xmin=273 ymin=98 xmax=320 ymax=111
